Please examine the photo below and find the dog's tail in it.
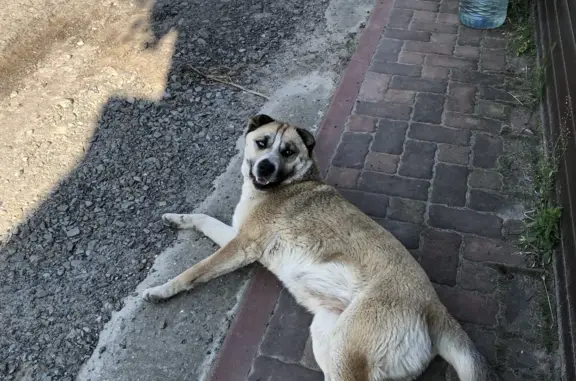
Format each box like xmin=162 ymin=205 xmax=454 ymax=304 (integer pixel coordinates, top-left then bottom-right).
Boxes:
xmin=427 ymin=305 xmax=499 ymax=381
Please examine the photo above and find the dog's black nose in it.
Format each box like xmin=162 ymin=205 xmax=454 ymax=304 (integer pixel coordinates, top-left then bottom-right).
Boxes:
xmin=257 ymin=159 xmax=276 ymax=177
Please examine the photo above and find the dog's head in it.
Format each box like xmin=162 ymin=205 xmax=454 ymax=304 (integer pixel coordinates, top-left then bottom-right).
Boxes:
xmin=242 ymin=114 xmax=316 ymax=191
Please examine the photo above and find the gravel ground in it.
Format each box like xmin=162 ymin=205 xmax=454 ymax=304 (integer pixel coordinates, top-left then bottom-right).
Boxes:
xmin=0 ymin=0 xmax=358 ymax=379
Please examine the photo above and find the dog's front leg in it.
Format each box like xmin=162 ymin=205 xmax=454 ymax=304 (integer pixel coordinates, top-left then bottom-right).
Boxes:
xmin=142 ymin=236 xmax=258 ymax=303
xmin=162 ymin=213 xmax=236 ymax=247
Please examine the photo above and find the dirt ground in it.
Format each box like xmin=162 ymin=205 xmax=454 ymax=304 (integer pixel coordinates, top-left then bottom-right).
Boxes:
xmin=0 ymin=0 xmax=173 ymax=237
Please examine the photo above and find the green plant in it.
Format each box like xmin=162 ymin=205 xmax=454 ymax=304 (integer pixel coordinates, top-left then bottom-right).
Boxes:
xmin=519 ymin=147 xmax=562 ymax=265
xmin=507 ymin=0 xmax=535 ymax=56
xmin=512 ymin=63 xmax=547 ymax=108
xmin=521 ymin=206 xmax=561 ymax=264
xmin=530 ymin=63 xmax=546 ymax=103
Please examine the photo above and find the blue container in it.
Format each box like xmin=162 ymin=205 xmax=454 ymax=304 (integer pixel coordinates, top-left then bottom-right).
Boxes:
xmin=459 ymin=0 xmax=509 ymax=29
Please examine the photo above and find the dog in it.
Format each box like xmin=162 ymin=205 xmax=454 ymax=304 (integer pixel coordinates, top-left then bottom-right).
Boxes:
xmin=142 ymin=115 xmax=497 ymax=381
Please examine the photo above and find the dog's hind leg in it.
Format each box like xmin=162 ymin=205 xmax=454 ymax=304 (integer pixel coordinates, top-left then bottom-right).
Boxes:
xmin=311 ymin=309 xmax=340 ymax=381
xmin=162 ymin=213 xmax=236 ymax=247
xmin=328 ymin=298 xmax=432 ymax=381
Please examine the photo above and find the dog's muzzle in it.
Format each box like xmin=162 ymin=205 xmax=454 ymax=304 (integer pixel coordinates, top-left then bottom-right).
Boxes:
xmin=254 ymin=159 xmax=277 ymax=186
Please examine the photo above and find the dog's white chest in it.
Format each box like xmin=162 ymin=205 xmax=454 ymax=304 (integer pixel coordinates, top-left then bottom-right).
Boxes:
xmin=232 ymin=183 xmax=261 ymax=230
xmin=232 ymin=198 xmax=251 ymax=230
xmin=265 ymin=249 xmax=356 ymax=314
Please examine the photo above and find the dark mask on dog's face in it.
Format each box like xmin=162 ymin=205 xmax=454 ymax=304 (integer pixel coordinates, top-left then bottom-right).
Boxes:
xmin=243 ymin=114 xmax=315 ymax=190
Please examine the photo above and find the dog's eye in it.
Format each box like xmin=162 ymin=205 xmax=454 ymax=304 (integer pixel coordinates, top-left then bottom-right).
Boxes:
xmin=282 ymin=149 xmax=294 ymax=157
xmin=255 ymin=140 xmax=267 ymax=149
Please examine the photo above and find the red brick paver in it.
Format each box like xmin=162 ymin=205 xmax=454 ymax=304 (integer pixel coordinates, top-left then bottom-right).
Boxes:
xmin=208 ymin=0 xmax=558 ymax=380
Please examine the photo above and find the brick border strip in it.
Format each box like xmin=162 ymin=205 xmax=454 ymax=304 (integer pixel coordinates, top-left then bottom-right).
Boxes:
xmin=208 ymin=267 xmax=282 ymax=381
xmin=207 ymin=1 xmax=393 ymax=380
xmin=315 ymin=0 xmax=393 ymax=176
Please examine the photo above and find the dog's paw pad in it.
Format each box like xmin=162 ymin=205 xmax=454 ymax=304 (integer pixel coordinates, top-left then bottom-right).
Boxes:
xmin=142 ymin=286 xmax=167 ymax=303
xmin=161 ymin=213 xmax=183 ymax=229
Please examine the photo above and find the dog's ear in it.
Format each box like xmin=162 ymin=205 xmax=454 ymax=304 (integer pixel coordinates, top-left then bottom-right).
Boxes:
xmin=246 ymin=114 xmax=275 ymax=135
xmin=296 ymin=127 xmax=315 ymax=155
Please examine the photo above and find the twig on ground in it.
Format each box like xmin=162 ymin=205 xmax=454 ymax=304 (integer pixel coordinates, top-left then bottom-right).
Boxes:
xmin=187 ymin=66 xmax=270 ymax=100
xmin=542 ymin=274 xmax=555 ymax=328
xmin=486 ymin=85 xmax=524 ymax=105
xmin=508 ymin=91 xmax=524 ymax=106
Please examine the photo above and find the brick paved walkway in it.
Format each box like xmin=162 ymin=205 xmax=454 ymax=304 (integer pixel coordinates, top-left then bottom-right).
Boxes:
xmin=208 ymin=0 xmax=558 ymax=380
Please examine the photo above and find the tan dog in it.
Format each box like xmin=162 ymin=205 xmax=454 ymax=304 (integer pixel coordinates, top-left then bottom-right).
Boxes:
xmin=142 ymin=115 xmax=497 ymax=381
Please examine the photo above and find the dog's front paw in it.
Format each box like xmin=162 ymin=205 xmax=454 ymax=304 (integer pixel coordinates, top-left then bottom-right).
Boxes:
xmin=142 ymin=285 xmax=170 ymax=303
xmin=162 ymin=213 xmax=185 ymax=229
